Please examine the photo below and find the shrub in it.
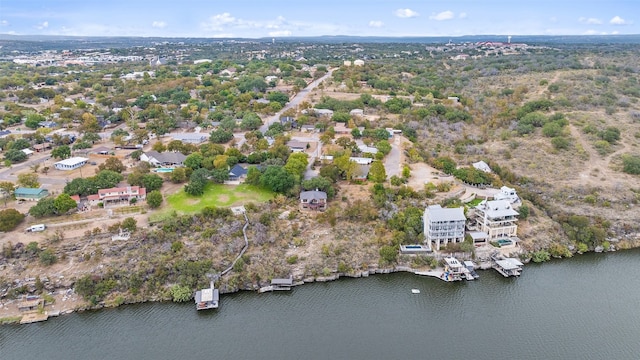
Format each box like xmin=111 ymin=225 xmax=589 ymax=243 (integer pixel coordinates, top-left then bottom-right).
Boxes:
xmin=531 ymin=250 xmax=551 ymax=263
xmin=170 ymin=285 xmax=192 ymax=302
xmin=39 ymin=249 xmax=58 ymax=266
xmin=621 ymin=154 xmax=640 ymax=175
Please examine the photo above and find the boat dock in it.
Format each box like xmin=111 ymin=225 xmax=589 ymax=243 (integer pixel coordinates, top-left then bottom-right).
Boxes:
xmin=492 ymin=257 xmax=524 ymax=277
xmin=20 ymin=312 xmax=49 ymax=324
xmin=259 ymin=277 xmax=294 ymax=293
xmin=415 ymin=256 xmax=475 ymax=282
xmin=195 ymin=281 xmax=219 ymax=310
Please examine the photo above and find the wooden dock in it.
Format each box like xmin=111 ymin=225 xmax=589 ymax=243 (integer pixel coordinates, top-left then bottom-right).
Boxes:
xmin=20 ymin=312 xmax=48 ymax=324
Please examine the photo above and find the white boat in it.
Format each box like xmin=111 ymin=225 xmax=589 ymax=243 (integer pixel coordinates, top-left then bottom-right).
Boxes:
xmin=411 ymin=289 xmax=421 ymax=294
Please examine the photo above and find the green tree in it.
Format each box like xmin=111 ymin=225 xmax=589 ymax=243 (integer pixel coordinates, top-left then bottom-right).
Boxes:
xmin=0 ymin=208 xmax=25 ymax=232
xmin=146 ymin=190 xmax=163 ymax=208
xmin=169 ymin=167 xmax=187 ymax=183
xmin=3 ymin=149 xmax=27 ymax=163
xmin=98 ymin=157 xmax=126 ymax=173
xmin=94 ymin=170 xmax=124 ymax=189
xmin=64 ymin=177 xmax=96 ymax=196
xmin=379 ymin=245 xmax=398 ymax=264
xmin=140 ymin=174 xmax=164 ymax=191
xmin=29 ymin=198 xmax=57 ymax=217
xmin=301 ymin=176 xmax=335 ymax=198
xmin=368 ymin=161 xmax=387 ymax=183
xmin=121 ymin=217 xmax=137 ymax=232
xmin=54 ymin=193 xmax=77 ymax=214
xmin=82 ymin=132 xmax=102 ymax=144
xmin=260 ymin=166 xmax=295 ymax=193
xmin=17 ymin=173 xmax=40 ymax=188
xmin=284 ymin=152 xmax=309 ymax=181
xmin=24 ymin=113 xmax=45 ymax=129
xmin=51 ymin=145 xmax=71 ymax=160
xmin=185 ymin=168 xmax=210 ymax=196
xmin=375 ymin=140 xmax=392 ymax=156
xmin=184 ymin=152 xmax=204 ymax=169
xmin=245 ymin=166 xmax=262 ymax=185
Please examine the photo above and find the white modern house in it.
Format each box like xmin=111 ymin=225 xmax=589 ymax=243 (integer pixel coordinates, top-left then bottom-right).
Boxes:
xmin=423 ymin=205 xmax=467 ymax=251
xmin=493 ymin=186 xmax=520 ymax=204
xmin=474 ymin=200 xmax=519 ymax=240
xmin=54 ymin=157 xmax=88 ymax=171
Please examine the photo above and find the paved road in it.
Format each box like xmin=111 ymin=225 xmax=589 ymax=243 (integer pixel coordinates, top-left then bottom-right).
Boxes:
xmin=259 ymin=69 xmax=335 ymax=134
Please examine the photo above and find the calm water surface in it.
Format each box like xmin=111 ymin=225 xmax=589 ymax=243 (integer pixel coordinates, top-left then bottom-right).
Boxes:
xmin=1 ymin=250 xmax=639 ymax=360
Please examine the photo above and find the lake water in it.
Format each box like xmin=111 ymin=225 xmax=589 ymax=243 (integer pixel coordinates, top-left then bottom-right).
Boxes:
xmin=2 ymin=250 xmax=639 ymax=360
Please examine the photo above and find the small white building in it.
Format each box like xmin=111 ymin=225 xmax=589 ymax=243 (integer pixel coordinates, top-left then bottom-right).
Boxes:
xmin=349 ymin=157 xmax=373 ymax=165
xmin=472 ymin=160 xmax=492 ymax=173
xmin=493 ymin=186 xmax=520 ymax=204
xmin=54 ymin=157 xmax=88 ymax=171
xmin=353 ymin=59 xmax=365 ymax=66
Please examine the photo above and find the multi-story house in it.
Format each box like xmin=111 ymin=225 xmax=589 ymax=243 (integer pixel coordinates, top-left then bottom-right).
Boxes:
xmin=474 ymin=200 xmax=519 ymax=240
xmin=423 ymin=205 xmax=466 ymax=251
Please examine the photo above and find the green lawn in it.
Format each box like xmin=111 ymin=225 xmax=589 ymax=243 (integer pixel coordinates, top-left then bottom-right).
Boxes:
xmin=165 ymin=183 xmax=274 ymax=213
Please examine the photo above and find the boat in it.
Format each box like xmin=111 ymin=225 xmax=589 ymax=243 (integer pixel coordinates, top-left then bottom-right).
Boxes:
xmin=411 ymin=289 xmax=421 ymax=294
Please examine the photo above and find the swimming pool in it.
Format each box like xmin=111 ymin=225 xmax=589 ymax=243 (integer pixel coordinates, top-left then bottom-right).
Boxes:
xmin=497 ymin=239 xmax=513 ymax=246
xmin=155 ymin=168 xmax=175 ymax=173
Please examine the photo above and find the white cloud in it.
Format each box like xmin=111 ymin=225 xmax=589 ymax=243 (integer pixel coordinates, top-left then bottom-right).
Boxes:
xmin=458 ymin=13 xmax=467 ymax=19
xmin=203 ymin=13 xmax=238 ymax=31
xmin=579 ymin=17 xmax=602 ymax=25
xmin=394 ymin=9 xmax=419 ymax=18
xmin=368 ymin=20 xmax=384 ymax=28
xmin=610 ymin=16 xmax=627 ymax=25
xmin=429 ymin=11 xmax=455 ymax=21
xmin=611 ymin=30 xmax=619 ymax=35
xmin=152 ymin=21 xmax=167 ymax=29
xmin=36 ymin=21 xmax=49 ymax=30
xmin=0 ymin=20 xmax=9 ymax=26
xmin=269 ymin=30 xmax=292 ymax=37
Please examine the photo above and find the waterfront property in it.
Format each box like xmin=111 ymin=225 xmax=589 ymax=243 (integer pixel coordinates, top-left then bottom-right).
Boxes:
xmin=54 ymin=157 xmax=88 ymax=171
xmin=423 ymin=205 xmax=466 ymax=251
xmin=400 ymin=244 xmax=431 ymax=255
xmin=472 ymin=200 xmax=519 ymax=241
xmin=195 ymin=282 xmax=219 ymax=310
xmin=442 ymin=256 xmax=472 ymax=281
xmin=300 ymin=190 xmax=327 ymax=211
xmin=493 ymin=257 xmax=524 ymax=277
xmin=14 ymin=187 xmax=49 ymax=201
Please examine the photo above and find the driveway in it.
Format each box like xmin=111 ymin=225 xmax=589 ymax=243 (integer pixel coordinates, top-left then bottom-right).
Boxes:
xmin=384 ymin=135 xmax=402 ymax=178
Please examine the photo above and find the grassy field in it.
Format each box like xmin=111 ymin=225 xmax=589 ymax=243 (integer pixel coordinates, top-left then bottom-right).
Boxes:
xmin=151 ymin=183 xmax=273 ymax=221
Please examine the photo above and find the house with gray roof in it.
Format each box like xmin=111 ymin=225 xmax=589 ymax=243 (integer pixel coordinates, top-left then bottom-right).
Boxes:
xmin=300 ymin=190 xmax=327 ymax=211
xmin=228 ymin=164 xmax=248 ymax=182
xmin=140 ymin=151 xmax=187 ymax=167
xmin=423 ymin=205 xmax=466 ymax=251
xmin=473 ymin=200 xmax=519 ymax=240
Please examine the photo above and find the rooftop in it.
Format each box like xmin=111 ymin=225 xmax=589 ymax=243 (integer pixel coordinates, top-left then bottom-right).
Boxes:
xmin=425 ymin=205 xmax=466 ymax=222
xmin=55 ymin=157 xmax=88 ymax=166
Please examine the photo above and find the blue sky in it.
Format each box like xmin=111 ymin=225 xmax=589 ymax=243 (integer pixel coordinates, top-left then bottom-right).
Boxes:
xmin=0 ymin=0 xmax=637 ymax=38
